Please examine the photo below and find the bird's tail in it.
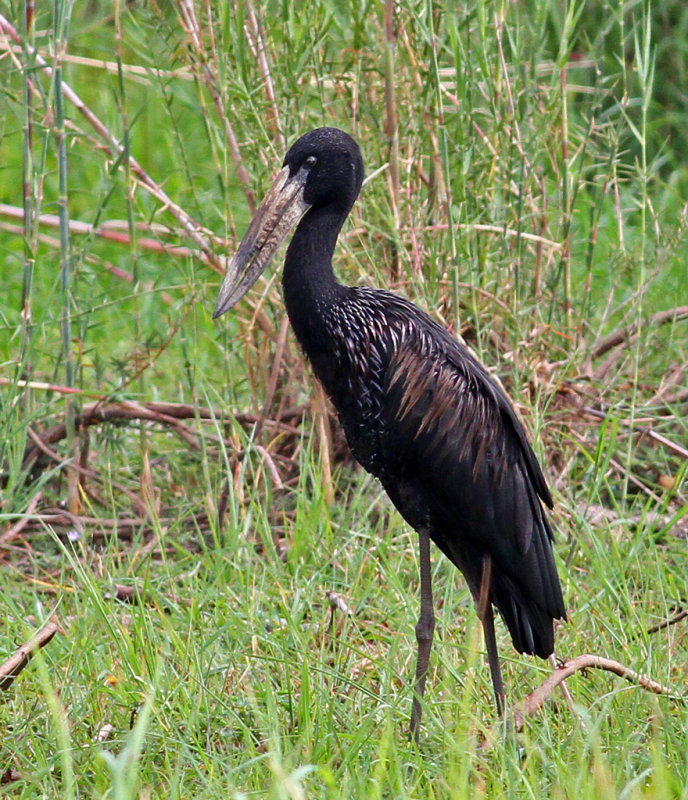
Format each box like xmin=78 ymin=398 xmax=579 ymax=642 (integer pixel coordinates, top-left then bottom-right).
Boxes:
xmin=490 ymin=531 xmax=566 ymax=659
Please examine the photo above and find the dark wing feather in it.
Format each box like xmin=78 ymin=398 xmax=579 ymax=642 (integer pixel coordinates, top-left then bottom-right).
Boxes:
xmin=366 ymin=293 xmax=565 ymax=657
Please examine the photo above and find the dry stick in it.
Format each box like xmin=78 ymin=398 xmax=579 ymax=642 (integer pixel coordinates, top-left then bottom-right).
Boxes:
xmin=592 ymin=306 xmax=688 ymax=360
xmin=177 ymin=0 xmax=255 ymax=212
xmin=313 ymin=383 xmax=334 ymax=506
xmin=21 ymin=400 xmax=207 ymax=470
xmin=425 ymin=221 xmax=563 ymax=253
xmin=0 ymin=618 xmax=60 ymax=691
xmin=16 ymin=400 xmax=296 ymax=503
xmin=253 ymin=445 xmax=284 ymax=491
xmin=0 ymin=203 xmax=219 ymax=258
xmin=533 ymin=168 xmax=549 ymax=297
xmin=514 ymin=654 xmax=677 ymax=731
xmin=649 ymin=358 xmax=688 ymax=406
xmin=244 ymin=1 xmax=284 ymax=148
xmin=24 ymin=426 xmax=148 ymax=517
xmin=548 ymin=653 xmax=576 ymax=714
xmin=0 ymin=220 xmax=176 ymax=305
xmin=0 ymin=13 xmax=224 ymax=271
xmin=650 ymin=388 xmax=688 ymax=408
xmin=383 ymin=0 xmax=401 ymax=282
xmin=3 ymin=43 xmax=194 ymax=82
xmin=0 ymin=491 xmax=43 ymax=546
xmin=1 ymin=382 xmax=305 ymax=432
xmin=646 ymin=609 xmax=688 ymax=636
xmin=256 ymin=315 xmax=291 ymax=439
xmin=12 ymin=509 xmax=162 ymax=535
xmin=580 ymin=405 xmax=688 ymax=461
xmin=571 ymin=430 xmax=664 ymax=504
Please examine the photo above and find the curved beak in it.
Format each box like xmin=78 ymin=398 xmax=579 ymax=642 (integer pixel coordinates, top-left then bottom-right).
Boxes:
xmin=213 ymin=165 xmax=311 ymax=319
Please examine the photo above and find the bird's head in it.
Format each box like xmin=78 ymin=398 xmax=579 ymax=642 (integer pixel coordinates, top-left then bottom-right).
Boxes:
xmin=283 ymin=127 xmax=364 ymax=210
xmin=213 ymin=127 xmax=363 ymax=318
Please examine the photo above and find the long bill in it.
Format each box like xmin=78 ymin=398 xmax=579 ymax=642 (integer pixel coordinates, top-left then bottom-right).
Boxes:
xmin=213 ymin=165 xmax=311 ymax=318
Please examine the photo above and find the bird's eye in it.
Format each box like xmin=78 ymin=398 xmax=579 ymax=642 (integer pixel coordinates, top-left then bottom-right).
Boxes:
xmin=305 ymin=155 xmax=317 ymax=168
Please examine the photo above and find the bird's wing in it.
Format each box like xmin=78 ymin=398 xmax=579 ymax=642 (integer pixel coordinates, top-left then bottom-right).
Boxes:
xmin=374 ymin=306 xmax=565 ymax=655
xmin=372 ymin=295 xmax=561 ymax=589
xmin=377 ymin=302 xmax=544 ymax=526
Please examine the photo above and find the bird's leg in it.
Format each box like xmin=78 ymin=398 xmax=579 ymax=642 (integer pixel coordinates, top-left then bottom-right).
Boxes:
xmin=410 ymin=528 xmax=435 ymax=743
xmin=477 ymin=556 xmax=505 ymax=715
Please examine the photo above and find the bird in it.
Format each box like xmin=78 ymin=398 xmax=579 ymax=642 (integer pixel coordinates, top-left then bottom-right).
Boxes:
xmin=213 ymin=127 xmax=566 ymax=739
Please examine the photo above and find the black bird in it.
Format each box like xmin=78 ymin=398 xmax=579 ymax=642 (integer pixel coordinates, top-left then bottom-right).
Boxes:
xmin=214 ymin=127 xmax=566 ymax=738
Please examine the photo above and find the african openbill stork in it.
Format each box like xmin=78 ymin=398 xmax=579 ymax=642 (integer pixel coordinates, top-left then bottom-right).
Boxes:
xmin=214 ymin=127 xmax=566 ymax=738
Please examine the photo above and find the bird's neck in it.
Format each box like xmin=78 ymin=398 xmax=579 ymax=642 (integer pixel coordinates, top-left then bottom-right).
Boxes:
xmin=282 ymin=204 xmax=347 ymax=333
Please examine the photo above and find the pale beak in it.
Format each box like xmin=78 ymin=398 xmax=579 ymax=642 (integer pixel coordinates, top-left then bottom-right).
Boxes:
xmin=213 ymin=165 xmax=311 ymax=318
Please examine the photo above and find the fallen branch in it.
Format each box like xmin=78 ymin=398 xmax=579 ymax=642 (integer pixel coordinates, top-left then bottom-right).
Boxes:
xmin=0 ymin=618 xmax=60 ymax=691
xmin=580 ymin=405 xmax=688 ymax=460
xmin=592 ymin=306 xmax=688 ymax=360
xmin=514 ymin=653 xmax=678 ymax=731
xmin=0 ymin=13 xmax=225 ymax=272
xmin=21 ymin=400 xmax=223 ymax=471
xmin=0 ymin=491 xmax=43 ymax=546
xmin=646 ymin=609 xmax=688 ymax=636
xmin=0 ymin=202 xmax=220 ymax=259
xmin=18 ymin=399 xmax=307 ymax=476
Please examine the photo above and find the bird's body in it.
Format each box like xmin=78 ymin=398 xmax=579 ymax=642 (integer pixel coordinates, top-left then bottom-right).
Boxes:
xmin=214 ymin=127 xmax=566 ymax=736
xmin=286 ymin=280 xmax=562 ymax=659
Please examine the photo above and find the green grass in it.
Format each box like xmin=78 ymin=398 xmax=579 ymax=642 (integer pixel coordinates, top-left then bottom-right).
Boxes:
xmin=1 ymin=0 xmax=687 ymax=797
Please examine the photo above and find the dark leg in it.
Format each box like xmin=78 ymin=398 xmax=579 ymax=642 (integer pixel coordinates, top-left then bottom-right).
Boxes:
xmin=477 ymin=556 xmax=505 ymax=715
xmin=410 ymin=528 xmax=435 ymax=742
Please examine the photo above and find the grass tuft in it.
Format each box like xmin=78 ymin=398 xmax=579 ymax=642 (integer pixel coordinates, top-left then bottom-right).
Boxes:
xmin=1 ymin=0 xmax=687 ymax=797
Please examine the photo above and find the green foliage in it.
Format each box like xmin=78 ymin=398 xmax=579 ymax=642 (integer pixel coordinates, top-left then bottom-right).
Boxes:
xmin=0 ymin=0 xmax=686 ymax=797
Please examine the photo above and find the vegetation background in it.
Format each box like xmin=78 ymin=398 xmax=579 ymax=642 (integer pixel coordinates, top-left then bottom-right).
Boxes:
xmin=0 ymin=0 xmax=686 ymax=797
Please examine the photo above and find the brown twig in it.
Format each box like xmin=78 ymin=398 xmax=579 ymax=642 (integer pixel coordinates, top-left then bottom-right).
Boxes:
xmin=0 ymin=220 xmax=176 ymax=304
xmin=244 ymin=2 xmax=284 ymax=148
xmin=0 ymin=202 xmax=223 ymax=255
xmin=177 ymin=0 xmax=256 ymax=212
xmin=580 ymin=405 xmax=688 ymax=461
xmin=514 ymin=653 xmax=679 ymax=731
xmin=0 ymin=618 xmax=60 ymax=691
xmin=0 ymin=12 xmax=224 ymax=271
xmin=22 ymin=427 xmax=148 ymax=517
xmin=4 ymin=510 xmax=210 ymax=546
xmin=648 ymin=358 xmax=688 ymax=407
xmin=383 ymin=0 xmax=401 ymax=281
xmin=255 ymin=315 xmax=291 ymax=439
xmin=646 ymin=609 xmax=688 ymax=636
xmin=0 ymin=491 xmax=43 ymax=546
xmin=21 ymin=400 xmax=220 ymax=471
xmin=592 ymin=306 xmax=688 ymax=361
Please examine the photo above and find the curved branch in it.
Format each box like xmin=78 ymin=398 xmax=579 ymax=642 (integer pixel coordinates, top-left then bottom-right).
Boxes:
xmin=514 ymin=653 xmax=679 ymax=731
xmin=0 ymin=619 xmax=60 ymax=691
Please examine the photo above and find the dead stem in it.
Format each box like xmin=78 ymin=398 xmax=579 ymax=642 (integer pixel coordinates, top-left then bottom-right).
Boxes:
xmin=580 ymin=405 xmax=688 ymax=461
xmin=177 ymin=0 xmax=256 ymax=212
xmin=592 ymin=306 xmax=688 ymax=360
xmin=0 ymin=618 xmax=60 ymax=691
xmin=0 ymin=12 xmax=225 ymax=271
xmin=646 ymin=609 xmax=688 ymax=635
xmin=383 ymin=0 xmax=401 ymax=281
xmin=244 ymin=1 xmax=284 ymax=148
xmin=513 ymin=653 xmax=679 ymax=732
